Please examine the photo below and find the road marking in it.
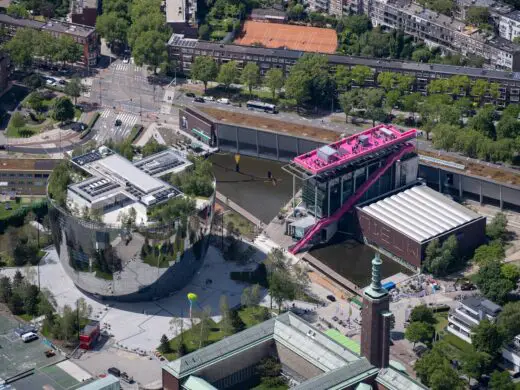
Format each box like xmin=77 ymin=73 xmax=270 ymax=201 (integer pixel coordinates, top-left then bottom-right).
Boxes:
xmin=100 ymin=109 xmax=111 ymax=118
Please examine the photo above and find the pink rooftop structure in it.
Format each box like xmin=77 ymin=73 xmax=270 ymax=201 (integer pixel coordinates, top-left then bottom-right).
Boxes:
xmin=293 ymin=125 xmax=417 ymax=175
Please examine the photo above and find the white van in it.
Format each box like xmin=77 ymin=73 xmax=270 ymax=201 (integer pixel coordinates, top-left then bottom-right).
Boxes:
xmin=21 ymin=332 xmax=38 ymax=343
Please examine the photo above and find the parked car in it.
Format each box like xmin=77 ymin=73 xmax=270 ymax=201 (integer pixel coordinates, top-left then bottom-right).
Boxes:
xmin=58 ymin=79 xmax=67 ymax=86
xmin=203 ymin=96 xmax=215 ymax=101
xmin=115 ymin=119 xmax=122 ymax=126
xmin=122 ymin=57 xmax=130 ymax=64
xmin=217 ymin=97 xmax=230 ymax=104
xmin=332 ymin=316 xmax=339 ymax=322
xmin=326 ymin=295 xmax=336 ymax=302
xmin=194 ymin=97 xmax=205 ymax=103
xmin=185 ymin=92 xmax=196 ymax=98
xmin=21 ymin=332 xmax=38 ymax=343
xmin=108 ymin=367 xmax=121 ymax=377
xmin=45 ymin=78 xmax=56 ymax=86
xmin=4 ymin=203 xmax=11 ymax=210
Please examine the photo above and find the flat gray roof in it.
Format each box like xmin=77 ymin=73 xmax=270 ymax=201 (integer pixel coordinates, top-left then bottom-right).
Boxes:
xmin=97 ymin=154 xmax=164 ymax=194
xmin=166 ymin=0 xmax=185 ymax=23
xmin=360 ymin=185 xmax=481 ymax=243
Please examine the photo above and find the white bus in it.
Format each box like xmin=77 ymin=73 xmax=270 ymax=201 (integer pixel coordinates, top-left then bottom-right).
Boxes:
xmin=246 ymin=101 xmax=277 ymax=114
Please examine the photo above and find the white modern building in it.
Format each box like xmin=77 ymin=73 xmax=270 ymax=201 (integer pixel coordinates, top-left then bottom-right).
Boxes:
xmin=500 ymin=11 xmax=520 ymax=42
xmin=68 ymin=147 xmax=191 ymax=225
xmin=447 ymin=296 xmax=502 ymax=343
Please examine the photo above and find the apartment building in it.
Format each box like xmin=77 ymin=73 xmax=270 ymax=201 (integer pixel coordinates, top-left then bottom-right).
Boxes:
xmin=454 ymin=0 xmax=511 ymax=22
xmin=0 ymin=14 xmax=99 ymax=66
xmin=447 ymin=296 xmax=502 ymax=343
xmin=165 ymin=0 xmax=198 ymax=37
xmin=306 ymin=0 xmax=349 ymax=15
xmin=167 ymin=33 xmax=520 ymax=105
xmin=369 ymin=0 xmax=520 ymax=71
xmin=71 ymin=0 xmax=100 ymax=27
xmin=0 ymin=158 xmax=60 ymax=196
xmin=500 ymin=10 xmax=520 ymax=43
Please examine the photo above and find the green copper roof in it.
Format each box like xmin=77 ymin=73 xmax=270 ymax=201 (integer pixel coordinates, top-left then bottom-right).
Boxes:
xmin=325 ymin=329 xmax=361 ymax=354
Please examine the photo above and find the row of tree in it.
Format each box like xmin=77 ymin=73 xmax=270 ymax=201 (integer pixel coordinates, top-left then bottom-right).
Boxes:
xmin=96 ymin=0 xmax=170 ymax=71
xmin=3 ymin=28 xmax=82 ymax=70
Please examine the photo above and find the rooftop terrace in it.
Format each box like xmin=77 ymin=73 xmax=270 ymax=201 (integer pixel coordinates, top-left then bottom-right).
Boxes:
xmin=293 ymin=125 xmax=417 ymax=175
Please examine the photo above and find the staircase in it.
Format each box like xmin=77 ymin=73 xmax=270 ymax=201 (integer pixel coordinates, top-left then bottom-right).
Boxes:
xmin=289 ymin=143 xmax=415 ymax=254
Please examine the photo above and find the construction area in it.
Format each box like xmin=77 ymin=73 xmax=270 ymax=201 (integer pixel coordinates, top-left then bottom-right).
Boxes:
xmin=234 ymin=21 xmax=338 ymax=53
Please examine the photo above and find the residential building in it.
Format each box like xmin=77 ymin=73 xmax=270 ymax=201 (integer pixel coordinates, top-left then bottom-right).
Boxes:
xmin=71 ymin=0 xmax=100 ymax=27
xmin=306 ymin=0 xmax=346 ymax=15
xmin=41 ymin=20 xmax=99 ymax=67
xmin=454 ymin=0 xmax=511 ymax=22
xmin=0 ymin=158 xmax=60 ymax=196
xmin=0 ymin=14 xmax=99 ymax=66
xmin=500 ymin=10 xmax=520 ymax=42
xmin=166 ymin=0 xmax=198 ymax=37
xmin=167 ymin=33 xmax=520 ymax=105
xmin=447 ymin=296 xmax=502 ymax=343
xmin=369 ymin=0 xmax=520 ymax=71
xmin=162 ymin=256 xmax=427 ymax=390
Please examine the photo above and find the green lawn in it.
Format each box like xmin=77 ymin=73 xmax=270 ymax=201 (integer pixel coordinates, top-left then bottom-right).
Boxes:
xmin=224 ymin=210 xmax=257 ymax=240
xmin=6 ymin=117 xmax=55 ymax=138
xmin=0 ymin=201 xmax=23 ymax=219
xmin=442 ymin=333 xmax=473 ymax=355
xmin=95 ymin=270 xmax=113 ymax=280
xmin=163 ymin=306 xmax=269 ymax=361
xmin=18 ymin=313 xmax=33 ymax=322
xmin=434 ymin=312 xmax=449 ymax=333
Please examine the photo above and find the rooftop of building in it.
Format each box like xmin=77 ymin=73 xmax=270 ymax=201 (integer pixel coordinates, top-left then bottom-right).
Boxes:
xmin=71 ymin=0 xmax=98 ymax=12
xmin=163 ymin=311 xmax=426 ymax=389
xmin=501 ymin=9 xmax=520 ymax=21
xmin=0 ymin=13 xmax=45 ymax=29
xmin=0 ymin=158 xmax=60 ymax=171
xmin=41 ymin=19 xmax=96 ymax=37
xmin=69 ymin=147 xmax=190 ymax=208
xmin=460 ymin=296 xmax=502 ymax=317
xmin=77 ymin=374 xmax=119 ymax=389
xmin=293 ymin=125 xmax=416 ymax=175
xmin=168 ymin=33 xmax=520 ymax=81
xmin=359 ymin=185 xmax=483 ymax=243
xmin=166 ymin=0 xmax=186 ymax=23
xmin=250 ymin=7 xmax=287 ymax=19
xmin=196 ymin=106 xmax=341 ymax=142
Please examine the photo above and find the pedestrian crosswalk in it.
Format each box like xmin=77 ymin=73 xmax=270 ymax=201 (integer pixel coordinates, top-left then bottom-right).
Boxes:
xmin=113 ymin=62 xmax=142 ymax=72
xmin=115 ymin=112 xmax=138 ymax=127
xmin=100 ymin=108 xmax=111 ymax=118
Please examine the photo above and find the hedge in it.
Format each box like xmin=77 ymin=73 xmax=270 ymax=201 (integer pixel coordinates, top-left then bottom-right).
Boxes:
xmin=0 ymin=199 xmax=48 ymax=233
xmin=129 ymin=124 xmax=144 ymax=142
xmin=80 ymin=112 xmax=100 ymax=139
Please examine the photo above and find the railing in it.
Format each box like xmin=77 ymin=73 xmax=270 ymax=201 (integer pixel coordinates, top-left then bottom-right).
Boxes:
xmin=290 ymin=143 xmax=415 ymax=254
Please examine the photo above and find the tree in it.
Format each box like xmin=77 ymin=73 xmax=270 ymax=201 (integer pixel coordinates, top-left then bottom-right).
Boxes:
xmin=132 ymin=30 xmax=169 ymax=73
xmin=487 ymin=212 xmax=508 ymax=241
xmin=350 ymin=65 xmax=372 ymax=85
xmin=461 ymin=350 xmax=491 ymax=382
xmin=339 ymin=89 xmax=364 ymax=123
xmin=496 ymin=116 xmax=520 ymax=139
xmin=4 ymin=28 xmax=38 ymax=69
xmin=423 ymin=235 xmax=459 ymax=276
xmin=159 ymin=334 xmax=171 ymax=353
xmin=285 ymin=70 xmax=311 ymax=111
xmin=268 ymin=268 xmax=296 ymax=313
xmin=377 ymin=72 xmax=395 ymax=91
xmin=56 ymin=35 xmax=83 ymax=65
xmin=217 ymin=61 xmax=239 ymax=93
xmin=96 ymin=12 xmax=128 ymax=50
xmin=52 ymin=97 xmax=75 ymax=123
xmin=405 ymin=321 xmax=434 ymax=346
xmin=142 ymin=138 xmax=166 ymax=157
xmin=498 ymin=302 xmax=520 ymax=341
xmin=410 ymin=305 xmax=437 ymax=325
xmin=474 ymin=260 xmax=514 ymax=304
xmin=7 ymin=3 xmax=29 ymax=17
xmin=8 ymin=291 xmax=24 ymax=315
xmin=489 ymin=370 xmax=515 ymax=390
xmin=472 ymin=319 xmax=505 ymax=357
xmin=10 ymin=112 xmax=26 ymax=129
xmin=431 ymin=123 xmax=459 ymax=151
xmin=26 ymin=92 xmax=44 ymax=112
xmin=219 ymin=295 xmax=234 ymax=336
xmin=264 ymin=68 xmax=284 ymax=100
xmin=240 ymin=62 xmax=260 ymax=97
xmin=466 ymin=6 xmax=489 ymax=25
xmin=190 ymin=57 xmax=218 ymax=93
xmin=473 ymin=241 xmax=505 ymax=264
xmin=64 ymin=79 xmax=84 ymax=105
xmin=471 ymin=79 xmax=489 ymax=103
xmin=24 ymin=74 xmax=44 ymax=90
xmin=429 ymin=365 xmax=465 ymax=390
xmin=401 ymin=92 xmax=422 ymax=119
xmin=0 ymin=276 xmax=12 ymax=303
xmin=13 ymin=270 xmax=24 ymax=287
xmin=468 ymin=106 xmax=496 ymax=139
xmin=196 ymin=306 xmax=212 ymax=348
xmin=22 ymin=284 xmax=40 ymax=316
xmin=502 ymin=263 xmax=520 ymax=283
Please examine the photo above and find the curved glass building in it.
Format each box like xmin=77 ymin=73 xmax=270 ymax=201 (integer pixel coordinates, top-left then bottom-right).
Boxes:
xmin=48 ymin=147 xmax=215 ymax=301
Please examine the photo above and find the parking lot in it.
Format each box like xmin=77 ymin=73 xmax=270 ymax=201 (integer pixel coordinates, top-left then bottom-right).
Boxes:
xmin=0 ymin=313 xmax=63 ymax=381
xmin=93 ymin=108 xmax=139 ymax=144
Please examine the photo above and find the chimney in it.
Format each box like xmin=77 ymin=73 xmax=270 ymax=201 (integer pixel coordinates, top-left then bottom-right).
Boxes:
xmin=360 ymin=252 xmax=392 ymax=368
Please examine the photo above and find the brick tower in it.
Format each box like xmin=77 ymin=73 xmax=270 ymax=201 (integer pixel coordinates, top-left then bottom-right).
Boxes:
xmin=360 ymin=252 xmax=392 ymax=368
